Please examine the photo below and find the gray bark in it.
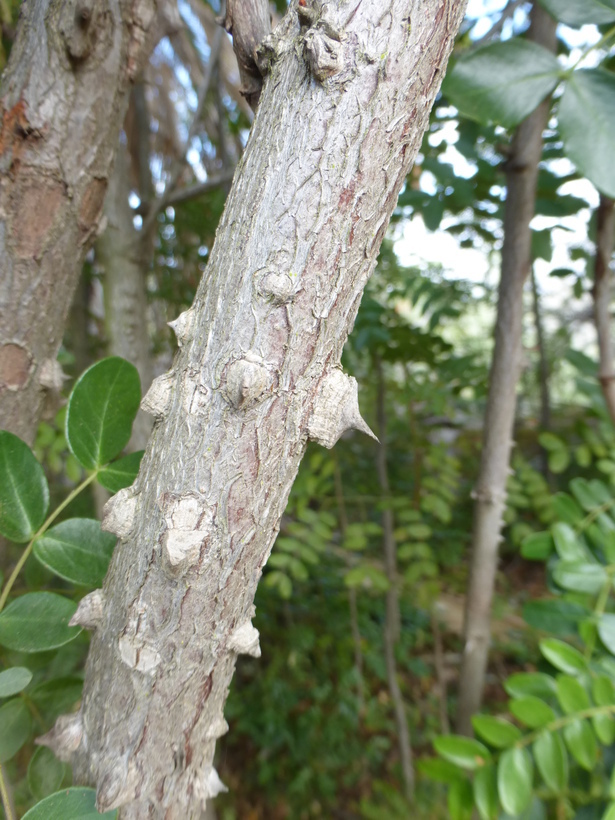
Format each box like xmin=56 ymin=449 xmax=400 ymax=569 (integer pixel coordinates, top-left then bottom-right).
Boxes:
xmin=593 ymin=195 xmax=615 ymax=425
xmin=0 ymin=0 xmax=159 ymax=443
xmin=98 ymin=140 xmax=154 ymax=451
xmin=42 ymin=2 xmax=467 ymax=816
xmin=456 ymin=3 xmax=557 ymax=734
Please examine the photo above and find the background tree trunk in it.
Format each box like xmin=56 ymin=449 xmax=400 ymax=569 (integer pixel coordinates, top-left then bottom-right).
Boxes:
xmin=43 ymin=2 xmax=467 ymax=816
xmin=0 ymin=0 xmax=161 ymax=443
xmin=455 ymin=2 xmax=557 ymax=735
xmin=593 ymin=195 xmax=615 ymax=424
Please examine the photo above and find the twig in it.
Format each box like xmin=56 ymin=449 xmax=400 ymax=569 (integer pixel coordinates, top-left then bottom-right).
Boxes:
xmin=164 ymin=170 xmax=235 ymax=207
xmin=0 ymin=762 xmax=15 ymax=820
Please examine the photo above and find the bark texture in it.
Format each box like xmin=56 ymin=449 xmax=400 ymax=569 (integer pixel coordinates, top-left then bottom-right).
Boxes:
xmin=0 ymin=0 xmax=159 ymax=443
xmin=221 ymin=0 xmax=270 ymax=110
xmin=48 ymin=2 xmax=467 ymax=816
xmin=456 ymin=4 xmax=557 ymax=734
xmin=593 ymin=195 xmax=615 ymax=425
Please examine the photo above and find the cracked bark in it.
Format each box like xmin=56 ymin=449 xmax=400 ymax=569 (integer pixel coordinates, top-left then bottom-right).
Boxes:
xmin=456 ymin=2 xmax=557 ymax=735
xmin=0 ymin=0 xmax=159 ymax=443
xmin=45 ymin=1 xmax=467 ymax=816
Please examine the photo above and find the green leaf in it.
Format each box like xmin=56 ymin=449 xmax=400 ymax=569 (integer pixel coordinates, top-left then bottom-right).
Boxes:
xmin=0 ymin=431 xmax=49 ymax=543
xmin=263 ymin=570 xmax=292 ymax=599
xmin=33 ymin=518 xmax=115 ymax=587
xmin=504 ymin=672 xmax=557 ymax=699
xmin=553 ymin=561 xmax=607 ymax=595
xmin=97 ymin=451 xmax=144 ymax=493
xmin=0 ymin=666 xmax=32 ymax=697
xmin=0 ymin=697 xmax=32 ymax=761
xmin=474 ymin=764 xmax=499 ymax=820
xmin=521 ymin=531 xmax=552 ymax=561
xmin=551 ymin=522 xmax=585 ymax=561
xmin=563 ymin=719 xmax=597 ymax=770
xmin=29 ymin=677 xmax=83 ymax=722
xmin=593 ymin=675 xmax=615 ymax=706
xmin=443 ymin=40 xmax=560 ymax=128
xmin=548 ymin=448 xmax=570 ymax=474
xmin=433 ymin=735 xmax=491 ymax=770
xmin=66 ymin=357 xmax=141 ymax=470
xmin=533 ymin=730 xmax=568 ymax=792
xmin=497 ymin=748 xmax=533 ymax=816
xmin=555 ymin=674 xmax=590 ymax=714
xmin=416 ymin=757 xmax=466 ymax=784
xmin=522 ymin=599 xmax=586 ymax=636
xmin=598 ymin=613 xmax=615 ymax=655
xmin=593 ymin=711 xmax=615 ymax=745
xmin=509 ymin=696 xmax=555 ymax=729
xmin=472 ymin=715 xmax=521 ymax=749
xmin=539 ymin=639 xmax=587 ymax=674
xmin=603 ymin=803 xmax=615 ymax=820
xmin=538 ymin=0 xmax=615 ymax=26
xmin=28 ymin=746 xmax=65 ymax=801
xmin=448 ymin=778 xmax=474 ymax=820
xmin=21 ymin=787 xmax=117 ymax=819
xmin=539 ymin=432 xmax=565 ymax=452
xmin=569 ymin=476 xmax=604 ymax=511
xmin=0 ymin=593 xmax=80 ymax=652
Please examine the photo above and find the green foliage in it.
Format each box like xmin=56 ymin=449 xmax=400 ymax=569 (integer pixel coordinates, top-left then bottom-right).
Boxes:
xmin=538 ymin=0 xmax=615 ymax=26
xmin=0 ymin=356 xmax=141 ymax=816
xmin=430 ymin=470 xmax=615 ymax=818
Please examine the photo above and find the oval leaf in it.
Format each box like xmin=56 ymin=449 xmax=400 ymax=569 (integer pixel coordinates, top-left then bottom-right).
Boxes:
xmin=521 ymin=531 xmax=552 ymax=561
xmin=472 ymin=715 xmax=521 ymax=749
xmin=22 ymin=787 xmax=117 ymax=819
xmin=504 ymin=672 xmax=557 ymax=699
xmin=66 ymin=357 xmax=141 ymax=470
xmin=538 ymin=0 xmax=615 ymax=26
xmin=563 ymin=719 xmax=597 ymax=771
xmin=553 ymin=561 xmax=607 ymax=595
xmin=593 ymin=712 xmax=615 ymax=745
xmin=0 ymin=697 xmax=32 ymax=761
xmin=598 ymin=613 xmax=615 ymax=656
xmin=0 ymin=666 xmax=32 ymax=698
xmin=555 ymin=674 xmax=590 ymax=714
xmin=0 ymin=593 xmax=80 ymax=652
xmin=0 ymin=431 xmax=49 ymax=543
xmin=533 ymin=730 xmax=568 ymax=792
xmin=509 ymin=696 xmax=555 ymax=729
xmin=474 ymin=764 xmax=499 ymax=820
xmin=443 ymin=40 xmax=560 ymax=128
xmin=33 ymin=518 xmax=115 ymax=587
xmin=497 ymin=747 xmax=533 ymax=816
xmin=551 ymin=522 xmax=585 ymax=561
xmin=592 ymin=675 xmax=615 ymax=706
xmin=539 ymin=638 xmax=587 ymax=674
xmin=434 ymin=735 xmax=491 ymax=770
xmin=28 ymin=746 xmax=65 ymax=801
xmin=97 ymin=450 xmax=144 ymax=493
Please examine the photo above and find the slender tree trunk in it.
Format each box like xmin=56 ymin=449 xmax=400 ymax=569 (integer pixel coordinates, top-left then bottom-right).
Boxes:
xmin=530 ymin=265 xmax=551 ymax=477
xmin=593 ymin=195 xmax=615 ymax=425
xmin=41 ymin=2 xmax=466 ymax=816
xmin=0 ymin=0 xmax=158 ymax=443
xmin=456 ymin=3 xmax=557 ymax=735
xmin=98 ymin=140 xmax=154 ymax=451
xmin=375 ymin=356 xmax=414 ymax=801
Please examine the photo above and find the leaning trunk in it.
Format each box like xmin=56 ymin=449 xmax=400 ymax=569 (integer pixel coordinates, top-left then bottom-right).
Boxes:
xmin=44 ymin=2 xmax=467 ymax=816
xmin=0 ymin=0 xmax=158 ymax=442
xmin=456 ymin=3 xmax=557 ymax=735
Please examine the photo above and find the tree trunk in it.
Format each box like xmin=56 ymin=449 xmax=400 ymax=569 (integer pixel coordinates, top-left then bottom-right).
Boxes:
xmin=593 ymin=195 xmax=615 ymax=425
xmin=98 ymin=140 xmax=154 ymax=451
xmin=456 ymin=3 xmax=557 ymax=735
xmin=43 ymin=2 xmax=467 ymax=816
xmin=531 ymin=264 xmax=551 ymax=477
xmin=0 ymin=0 xmax=159 ymax=443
